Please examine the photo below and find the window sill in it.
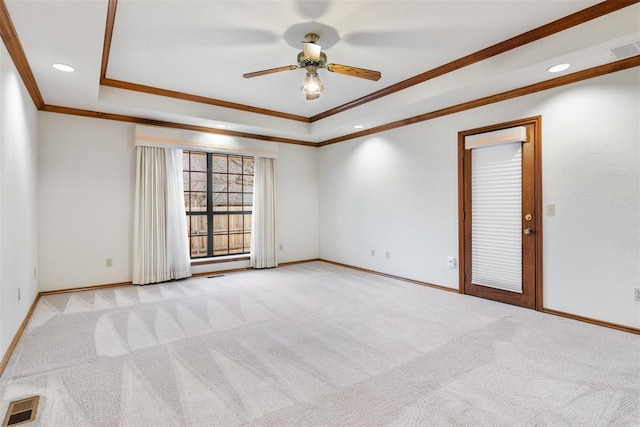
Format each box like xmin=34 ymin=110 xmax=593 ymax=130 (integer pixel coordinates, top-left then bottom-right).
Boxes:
xmin=191 ymin=255 xmax=250 ymax=266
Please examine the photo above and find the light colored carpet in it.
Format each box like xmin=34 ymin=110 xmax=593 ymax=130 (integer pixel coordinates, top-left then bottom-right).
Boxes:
xmin=1 ymin=261 xmax=638 ymax=426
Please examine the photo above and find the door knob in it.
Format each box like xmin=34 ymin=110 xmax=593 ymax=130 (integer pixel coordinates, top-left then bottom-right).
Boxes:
xmin=523 ymin=228 xmax=533 ymax=235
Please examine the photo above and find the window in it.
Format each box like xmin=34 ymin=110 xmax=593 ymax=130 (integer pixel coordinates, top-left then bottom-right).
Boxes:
xmin=183 ymin=151 xmax=254 ymax=258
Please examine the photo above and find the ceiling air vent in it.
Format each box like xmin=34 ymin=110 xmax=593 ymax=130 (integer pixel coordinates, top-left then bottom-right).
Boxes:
xmin=610 ymin=41 xmax=640 ymax=59
xmin=2 ymin=396 xmax=39 ymax=426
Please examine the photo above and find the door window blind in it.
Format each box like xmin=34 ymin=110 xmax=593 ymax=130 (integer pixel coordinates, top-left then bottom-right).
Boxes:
xmin=470 ymin=141 xmax=523 ymax=293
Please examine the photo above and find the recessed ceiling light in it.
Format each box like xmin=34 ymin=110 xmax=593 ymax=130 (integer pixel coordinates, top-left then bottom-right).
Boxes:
xmin=215 ymin=124 xmax=227 ymax=129
xmin=52 ymin=63 xmax=75 ymax=72
xmin=547 ymin=63 xmax=570 ymax=73
xmin=354 ymin=125 xmax=364 ymax=129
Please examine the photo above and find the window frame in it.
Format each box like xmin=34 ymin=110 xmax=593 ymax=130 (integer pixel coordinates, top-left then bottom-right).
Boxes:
xmin=183 ymin=151 xmax=254 ymax=259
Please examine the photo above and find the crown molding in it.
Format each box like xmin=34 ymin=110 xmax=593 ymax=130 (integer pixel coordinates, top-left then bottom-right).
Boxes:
xmin=39 ymin=56 xmax=640 ymax=148
xmin=318 ymin=55 xmax=640 ymax=146
xmin=311 ymin=0 xmax=640 ymax=122
xmin=0 ymin=0 xmax=44 ymax=108
xmin=99 ymin=0 xmax=309 ymax=123
xmin=101 ymin=77 xmax=311 ymax=123
xmin=100 ymin=0 xmax=117 ymax=82
xmin=40 ymin=105 xmax=317 ymax=147
xmin=100 ymin=0 xmax=640 ymax=123
xmin=1 ymin=0 xmax=638 ymax=148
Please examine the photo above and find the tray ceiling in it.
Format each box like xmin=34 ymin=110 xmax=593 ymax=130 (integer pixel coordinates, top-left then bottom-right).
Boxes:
xmin=4 ymin=0 xmax=639 ymax=143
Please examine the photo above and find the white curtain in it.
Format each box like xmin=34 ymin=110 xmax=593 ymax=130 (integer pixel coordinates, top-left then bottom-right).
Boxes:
xmin=250 ymin=157 xmax=278 ymax=269
xmin=133 ymin=146 xmax=191 ymax=285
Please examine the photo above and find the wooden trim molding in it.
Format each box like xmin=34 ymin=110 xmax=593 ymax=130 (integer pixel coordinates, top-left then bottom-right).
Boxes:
xmin=101 ymin=78 xmax=311 ymax=123
xmin=279 ymin=258 xmax=322 ymax=266
xmin=191 ymin=267 xmax=252 ymax=277
xmin=191 ymin=257 xmax=321 ymax=267
xmin=0 ymin=0 xmax=44 ymax=108
xmin=318 ymin=260 xmax=640 ymax=336
xmin=320 ymin=259 xmax=459 ymax=294
xmin=457 ymin=116 xmax=543 ymax=309
xmin=99 ymin=0 xmax=309 ymax=123
xmin=41 ymin=46 xmax=639 ymax=149
xmin=192 ymin=259 xmax=322 ymax=277
xmin=100 ymin=0 xmax=117 ymax=81
xmin=319 ymin=56 xmax=640 ymax=146
xmin=542 ymin=308 xmax=640 ymax=335
xmin=0 ymin=0 xmax=637 ymax=151
xmin=39 ymin=281 xmax=133 ymax=296
xmin=1 ymin=262 xmax=637 ymax=377
xmin=0 ymin=294 xmax=40 ymax=376
xmin=43 ymin=56 xmax=639 ymax=149
xmin=309 ymin=0 xmax=640 ymax=122
xmin=534 ymin=119 xmax=544 ymax=311
xmin=39 ymin=104 xmax=317 ymax=147
xmin=191 ymin=255 xmax=250 ymax=266
xmin=97 ymin=0 xmax=638 ymax=124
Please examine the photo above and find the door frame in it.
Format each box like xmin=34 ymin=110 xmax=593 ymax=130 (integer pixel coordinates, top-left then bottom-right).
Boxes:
xmin=457 ymin=116 xmax=543 ymax=311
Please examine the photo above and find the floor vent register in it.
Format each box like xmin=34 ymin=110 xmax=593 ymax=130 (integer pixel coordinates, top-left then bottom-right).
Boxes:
xmin=2 ymin=396 xmax=39 ymax=426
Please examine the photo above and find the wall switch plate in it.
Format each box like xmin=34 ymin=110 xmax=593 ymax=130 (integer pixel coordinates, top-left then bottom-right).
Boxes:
xmin=635 ymin=288 xmax=640 ymax=302
xmin=371 ymin=249 xmax=375 ymax=256
xmin=447 ymin=257 xmax=457 ymax=268
xmin=106 ymin=258 xmax=113 ymax=267
xmin=17 ymin=288 xmax=21 ymax=301
xmin=279 ymin=244 xmax=283 ymax=251
xmin=546 ymin=204 xmax=556 ymax=216
xmin=385 ymin=252 xmax=390 ymax=259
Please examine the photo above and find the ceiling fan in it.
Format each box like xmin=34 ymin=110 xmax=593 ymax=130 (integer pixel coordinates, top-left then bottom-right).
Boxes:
xmin=242 ymin=33 xmax=382 ymax=100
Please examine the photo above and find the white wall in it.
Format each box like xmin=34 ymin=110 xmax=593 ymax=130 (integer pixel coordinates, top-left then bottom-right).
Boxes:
xmin=541 ymin=72 xmax=639 ymax=327
xmin=319 ymin=68 xmax=640 ymax=329
xmin=31 ymin=67 xmax=640 ymax=330
xmin=38 ymin=113 xmax=320 ymax=290
xmin=0 ymin=42 xmax=39 ymax=356
xmin=276 ymin=143 xmax=319 ymax=263
xmin=38 ymin=113 xmax=134 ymax=291
xmin=318 ymin=120 xmax=460 ymax=287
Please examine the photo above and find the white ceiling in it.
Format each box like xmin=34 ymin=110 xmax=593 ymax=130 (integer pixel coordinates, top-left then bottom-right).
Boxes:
xmin=5 ymin=0 xmax=640 ymax=143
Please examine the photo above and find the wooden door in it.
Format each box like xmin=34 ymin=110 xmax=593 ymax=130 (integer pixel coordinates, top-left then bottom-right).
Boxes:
xmin=458 ymin=117 xmax=542 ymax=309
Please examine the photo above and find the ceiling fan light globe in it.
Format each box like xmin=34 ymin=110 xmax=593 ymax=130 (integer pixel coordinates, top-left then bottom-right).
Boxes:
xmin=300 ymin=72 xmax=324 ymax=96
xmin=302 ymin=42 xmax=322 ymax=60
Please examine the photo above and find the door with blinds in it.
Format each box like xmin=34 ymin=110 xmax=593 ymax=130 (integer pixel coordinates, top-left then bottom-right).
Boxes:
xmin=458 ymin=117 xmax=542 ymax=309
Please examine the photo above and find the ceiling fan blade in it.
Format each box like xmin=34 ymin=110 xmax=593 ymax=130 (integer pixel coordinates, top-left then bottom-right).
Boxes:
xmin=326 ymin=64 xmax=382 ymax=81
xmin=242 ymin=65 xmax=299 ymax=79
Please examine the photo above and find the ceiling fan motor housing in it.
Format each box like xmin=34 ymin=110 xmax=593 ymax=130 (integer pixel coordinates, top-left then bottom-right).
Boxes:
xmin=297 ymin=51 xmax=327 ymax=70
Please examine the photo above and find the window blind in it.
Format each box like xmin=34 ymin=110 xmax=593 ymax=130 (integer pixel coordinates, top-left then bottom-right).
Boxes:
xmin=470 ymin=141 xmax=523 ymax=293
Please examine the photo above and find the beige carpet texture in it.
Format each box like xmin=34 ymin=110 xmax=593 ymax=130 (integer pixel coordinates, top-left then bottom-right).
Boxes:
xmin=1 ymin=261 xmax=638 ymax=426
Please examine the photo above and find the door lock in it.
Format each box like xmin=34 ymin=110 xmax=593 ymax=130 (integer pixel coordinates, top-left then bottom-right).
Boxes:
xmin=523 ymin=227 xmax=533 ymax=235
xmin=524 ymin=214 xmax=533 ymax=221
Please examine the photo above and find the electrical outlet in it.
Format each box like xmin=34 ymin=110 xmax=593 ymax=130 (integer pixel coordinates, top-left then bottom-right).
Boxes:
xmin=106 ymin=258 xmax=113 ymax=267
xmin=371 ymin=249 xmax=375 ymax=256
xmin=279 ymin=244 xmax=283 ymax=251
xmin=447 ymin=257 xmax=457 ymax=268
xmin=385 ymin=252 xmax=390 ymax=259
xmin=635 ymin=288 xmax=640 ymax=302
